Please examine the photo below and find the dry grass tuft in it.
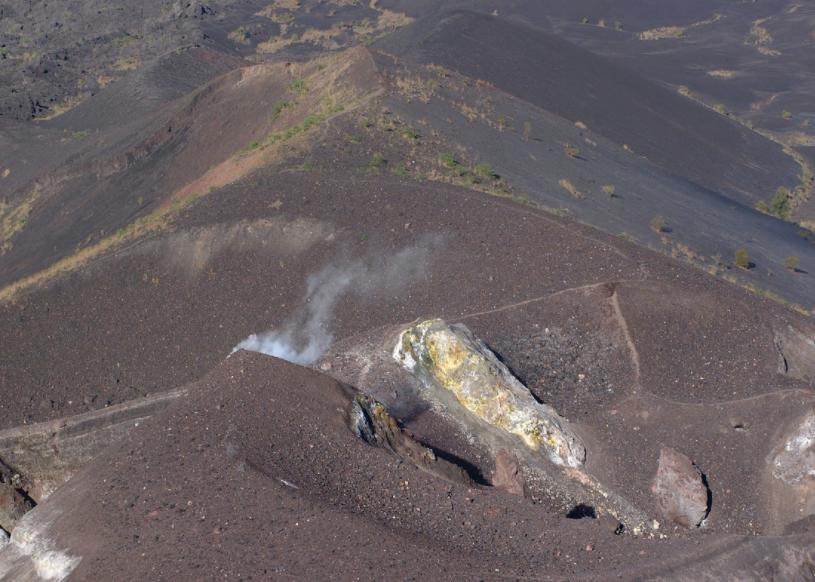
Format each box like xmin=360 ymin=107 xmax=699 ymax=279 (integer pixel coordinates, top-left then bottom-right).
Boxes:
xmin=559 ymin=179 xmax=584 ymax=199
xmin=706 ymin=69 xmax=737 ymax=79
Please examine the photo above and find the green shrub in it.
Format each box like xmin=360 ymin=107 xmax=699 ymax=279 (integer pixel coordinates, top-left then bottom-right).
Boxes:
xmin=400 ymin=126 xmax=419 ymax=141
xmin=473 ymin=163 xmax=498 ymax=181
xmin=439 ymin=152 xmax=457 ymax=168
xmin=784 ymin=255 xmax=800 ymax=271
xmin=289 ymin=79 xmax=307 ymax=95
xmin=391 ymin=162 xmax=408 ymax=177
xmin=439 ymin=153 xmax=468 ymax=176
xmin=522 ymin=121 xmax=532 ymax=140
xmin=771 ymin=186 xmax=791 ymax=219
xmin=735 ymin=247 xmax=751 ymax=269
xmin=271 ymin=100 xmax=293 ymax=121
xmin=229 ymin=26 xmax=251 ymax=44
xmin=368 ymin=153 xmax=386 ymax=171
xmin=650 ymin=215 xmax=668 ymax=233
xmin=754 ymin=200 xmax=770 ymax=214
xmin=563 ymin=144 xmax=580 ymax=158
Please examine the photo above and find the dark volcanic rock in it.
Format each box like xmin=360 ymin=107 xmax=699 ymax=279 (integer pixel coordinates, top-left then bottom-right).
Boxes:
xmin=652 ymin=447 xmax=710 ymax=528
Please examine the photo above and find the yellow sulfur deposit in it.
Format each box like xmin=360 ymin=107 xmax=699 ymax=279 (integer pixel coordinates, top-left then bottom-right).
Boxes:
xmin=393 ymin=319 xmax=586 ymax=468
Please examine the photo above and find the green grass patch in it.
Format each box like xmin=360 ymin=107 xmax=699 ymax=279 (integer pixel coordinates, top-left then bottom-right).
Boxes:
xmin=735 ymin=247 xmax=751 ymax=270
xmin=400 ymin=126 xmax=419 ymax=141
xmin=271 ymin=100 xmax=294 ymax=121
xmin=368 ymin=152 xmax=387 ymax=172
xmin=289 ymin=79 xmax=307 ymax=95
xmin=473 ymin=163 xmax=498 ymax=181
xmin=255 ymin=102 xmax=344 ymax=150
xmin=391 ymin=162 xmax=408 ymax=176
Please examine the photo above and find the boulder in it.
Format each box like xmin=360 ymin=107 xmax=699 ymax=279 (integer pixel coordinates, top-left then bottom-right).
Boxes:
xmin=393 ymin=319 xmax=586 ymax=468
xmin=652 ymin=447 xmax=710 ymax=528
xmin=771 ymin=412 xmax=815 ymax=486
xmin=766 ymin=411 xmax=815 ymax=530
xmin=491 ymin=450 xmax=525 ymax=496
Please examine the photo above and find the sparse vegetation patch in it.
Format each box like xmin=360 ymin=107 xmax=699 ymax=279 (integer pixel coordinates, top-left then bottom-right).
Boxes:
xmin=368 ymin=152 xmax=387 ymax=172
xmin=229 ymin=26 xmax=252 ymax=44
xmin=559 ymin=179 xmax=583 ymax=199
xmin=638 ymin=14 xmax=722 ymax=41
xmin=650 ymin=215 xmax=669 ymax=233
xmin=735 ymin=247 xmax=751 ymax=270
xmin=563 ymin=144 xmax=581 ymax=159
xmin=706 ymin=69 xmax=737 ymax=79
xmin=784 ymin=255 xmax=800 ymax=271
xmin=746 ymin=18 xmax=780 ymax=55
xmin=771 ymin=186 xmax=792 ymax=219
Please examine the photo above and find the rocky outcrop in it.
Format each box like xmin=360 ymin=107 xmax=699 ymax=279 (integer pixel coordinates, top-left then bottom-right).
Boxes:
xmin=0 ymin=460 xmax=35 ymax=535
xmin=393 ymin=319 xmax=652 ymax=533
xmin=766 ymin=410 xmax=815 ymax=530
xmin=490 ymin=450 xmax=525 ymax=496
xmin=771 ymin=412 xmax=815 ymax=486
xmin=652 ymin=448 xmax=710 ymax=528
xmin=393 ymin=319 xmax=586 ymax=468
xmin=349 ymin=393 xmax=472 ymax=486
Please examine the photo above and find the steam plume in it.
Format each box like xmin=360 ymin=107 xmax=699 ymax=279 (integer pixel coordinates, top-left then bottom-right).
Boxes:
xmin=232 ymin=236 xmax=441 ymax=364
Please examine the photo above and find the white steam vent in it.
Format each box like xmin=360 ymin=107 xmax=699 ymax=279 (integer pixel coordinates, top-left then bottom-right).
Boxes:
xmin=232 ymin=236 xmax=442 ymax=364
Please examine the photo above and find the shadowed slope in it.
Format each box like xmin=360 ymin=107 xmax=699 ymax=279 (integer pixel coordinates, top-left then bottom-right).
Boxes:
xmin=376 ymin=10 xmax=800 ymax=206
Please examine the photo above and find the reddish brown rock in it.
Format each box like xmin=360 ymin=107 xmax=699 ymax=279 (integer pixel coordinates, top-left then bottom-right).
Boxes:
xmin=490 ymin=449 xmax=525 ymax=496
xmin=651 ymin=447 xmax=710 ymax=528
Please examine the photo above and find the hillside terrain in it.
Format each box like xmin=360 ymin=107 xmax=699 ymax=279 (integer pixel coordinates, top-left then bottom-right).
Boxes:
xmin=1 ymin=1 xmax=815 ymax=580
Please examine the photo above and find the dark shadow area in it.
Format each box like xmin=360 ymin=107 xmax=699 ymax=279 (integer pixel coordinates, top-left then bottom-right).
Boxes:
xmin=700 ymin=472 xmax=713 ymax=524
xmin=429 ymin=446 xmax=490 ymax=486
xmin=566 ymin=504 xmax=597 ymax=519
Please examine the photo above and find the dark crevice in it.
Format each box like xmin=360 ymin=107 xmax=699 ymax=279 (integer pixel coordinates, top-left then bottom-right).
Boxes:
xmin=426 ymin=445 xmax=489 ymax=486
xmin=0 ymin=457 xmax=37 ymax=533
xmin=774 ymin=337 xmax=790 ymax=375
xmin=700 ymin=471 xmax=713 ymax=525
xmin=566 ymin=504 xmax=597 ymax=519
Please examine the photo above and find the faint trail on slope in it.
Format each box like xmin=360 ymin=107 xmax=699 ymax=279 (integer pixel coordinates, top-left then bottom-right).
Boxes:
xmin=457 ymin=281 xmax=629 ymax=321
xmin=609 ymin=286 xmax=642 ymax=393
xmin=620 ymin=387 xmax=815 ymax=410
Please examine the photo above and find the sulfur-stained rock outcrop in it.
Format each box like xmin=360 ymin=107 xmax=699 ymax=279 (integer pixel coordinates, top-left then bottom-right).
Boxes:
xmin=392 ymin=318 xmax=654 ymax=533
xmin=393 ymin=319 xmax=586 ymax=468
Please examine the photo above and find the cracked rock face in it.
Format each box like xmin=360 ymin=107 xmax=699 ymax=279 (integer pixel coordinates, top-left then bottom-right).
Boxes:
xmin=652 ymin=448 xmax=710 ymax=528
xmin=393 ymin=319 xmax=586 ymax=468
